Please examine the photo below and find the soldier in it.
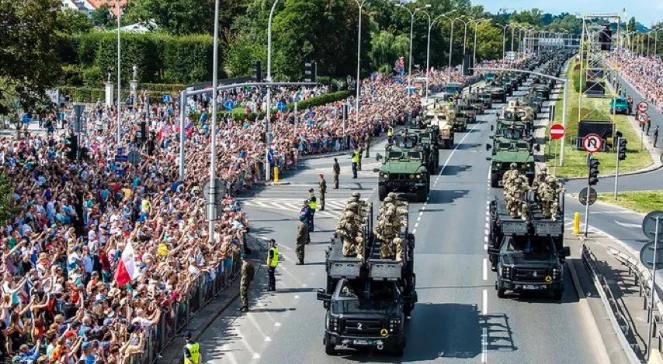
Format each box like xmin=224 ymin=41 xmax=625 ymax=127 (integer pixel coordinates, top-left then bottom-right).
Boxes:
xmin=319 ymin=174 xmax=327 ymax=211
xmin=502 ymin=163 xmax=519 ymax=186
xmin=300 ymin=199 xmax=313 ymax=232
xmin=340 ymin=211 xmax=361 ymax=257
xmin=295 ymin=215 xmax=310 ymax=265
xmin=333 ymin=158 xmax=341 ymax=189
xmin=239 ymin=257 xmax=255 ymax=312
xmin=538 ymin=175 xmax=562 ymax=220
xmin=531 ymin=166 xmax=549 ymax=202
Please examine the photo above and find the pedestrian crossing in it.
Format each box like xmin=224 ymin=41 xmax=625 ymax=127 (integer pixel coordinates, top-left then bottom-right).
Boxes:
xmin=239 ymin=198 xmax=352 ymax=219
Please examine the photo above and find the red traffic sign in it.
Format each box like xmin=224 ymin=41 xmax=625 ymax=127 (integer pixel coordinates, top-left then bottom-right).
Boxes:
xmin=582 ymin=134 xmax=604 ymax=153
xmin=638 ymin=112 xmax=649 ymax=123
xmin=638 ymin=101 xmax=648 ymax=113
xmin=550 ymin=124 xmax=565 ymax=140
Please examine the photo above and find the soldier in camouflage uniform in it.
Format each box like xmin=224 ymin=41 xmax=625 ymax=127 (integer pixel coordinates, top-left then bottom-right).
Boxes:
xmin=503 ymin=167 xmax=530 ymax=220
xmin=502 ymin=163 xmax=520 ymax=186
xmin=531 ymin=166 xmax=549 ymax=203
xmin=239 ymin=257 xmax=255 ymax=312
xmin=295 ymin=215 xmax=310 ymax=264
xmin=536 ymin=174 xmax=563 ymax=220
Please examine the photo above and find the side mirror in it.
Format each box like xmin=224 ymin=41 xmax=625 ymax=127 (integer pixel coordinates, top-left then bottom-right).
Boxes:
xmin=317 ymin=288 xmax=331 ymax=302
xmin=535 ymin=144 xmax=541 ymax=152
xmin=486 ymin=144 xmax=492 ymax=151
xmin=376 ymin=153 xmax=382 ymax=162
xmin=372 ymin=168 xmax=380 ymax=173
xmin=560 ymin=247 xmax=571 ymax=258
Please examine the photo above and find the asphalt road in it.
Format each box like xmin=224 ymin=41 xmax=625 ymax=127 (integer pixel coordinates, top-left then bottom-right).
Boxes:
xmin=195 ymin=83 xmax=609 ymax=363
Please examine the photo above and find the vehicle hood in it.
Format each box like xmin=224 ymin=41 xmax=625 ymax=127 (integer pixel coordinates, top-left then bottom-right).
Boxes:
xmin=381 ymin=161 xmax=426 ymax=174
xmin=492 ymin=151 xmax=534 ymax=163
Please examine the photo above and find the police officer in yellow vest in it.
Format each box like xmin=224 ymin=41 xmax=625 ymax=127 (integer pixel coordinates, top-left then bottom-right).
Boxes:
xmin=307 ymin=195 xmax=317 ymax=232
xmin=387 ymin=126 xmax=394 ymax=144
xmin=351 ymin=149 xmax=359 ymax=179
xmin=183 ymin=332 xmax=201 ymax=364
xmin=267 ymin=239 xmax=279 ymax=291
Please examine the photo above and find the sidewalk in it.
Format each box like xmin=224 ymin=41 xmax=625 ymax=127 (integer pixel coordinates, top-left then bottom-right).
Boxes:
xmin=566 ymin=228 xmax=663 ymax=364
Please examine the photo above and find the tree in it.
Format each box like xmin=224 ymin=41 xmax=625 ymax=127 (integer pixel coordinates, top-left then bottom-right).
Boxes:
xmin=0 ymin=0 xmax=61 ymax=117
xmin=0 ymin=174 xmax=15 ymax=226
xmin=56 ymin=9 xmax=92 ymax=34
xmin=368 ymin=30 xmax=408 ymax=74
xmin=90 ymin=6 xmax=114 ymax=28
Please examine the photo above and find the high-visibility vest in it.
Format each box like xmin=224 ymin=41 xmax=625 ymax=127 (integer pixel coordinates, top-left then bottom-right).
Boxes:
xmin=308 ymin=200 xmax=317 ymax=210
xmin=184 ymin=342 xmax=200 ymax=364
xmin=352 ymin=152 xmax=359 ymax=163
xmin=387 ymin=127 xmax=394 ymax=137
xmin=267 ymin=247 xmax=279 ymax=268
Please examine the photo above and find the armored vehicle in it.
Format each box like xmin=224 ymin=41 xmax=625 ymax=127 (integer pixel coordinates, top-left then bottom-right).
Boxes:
xmin=317 ymin=201 xmax=416 ymax=356
xmin=487 ymin=139 xmax=535 ymax=187
xmin=375 ymin=143 xmax=430 ymax=202
xmin=488 ymin=190 xmax=569 ymax=300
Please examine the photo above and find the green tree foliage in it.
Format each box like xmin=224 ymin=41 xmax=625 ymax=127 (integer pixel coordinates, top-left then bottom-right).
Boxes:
xmin=0 ymin=0 xmax=62 ymax=115
xmin=56 ymin=9 xmax=92 ymax=35
xmin=90 ymin=6 xmax=114 ymax=28
xmin=0 ymin=174 xmax=15 ymax=226
xmin=368 ymin=30 xmax=409 ymax=74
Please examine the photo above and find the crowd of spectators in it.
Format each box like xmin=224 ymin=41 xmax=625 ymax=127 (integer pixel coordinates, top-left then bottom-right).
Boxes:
xmin=0 ymin=67 xmax=477 ymax=363
xmin=606 ymin=50 xmax=663 ymax=112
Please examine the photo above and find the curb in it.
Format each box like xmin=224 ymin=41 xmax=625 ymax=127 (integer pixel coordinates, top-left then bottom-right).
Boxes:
xmin=192 ymin=281 xmax=240 ymax=343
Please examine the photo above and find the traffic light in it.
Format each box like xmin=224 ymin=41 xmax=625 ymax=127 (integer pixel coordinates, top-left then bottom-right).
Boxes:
xmin=618 ymin=139 xmax=627 ymax=161
xmin=304 ymin=61 xmax=316 ymax=82
xmin=588 ymin=157 xmax=600 ymax=185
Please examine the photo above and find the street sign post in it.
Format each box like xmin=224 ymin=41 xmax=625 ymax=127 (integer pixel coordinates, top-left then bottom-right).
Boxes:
xmin=579 ymin=187 xmax=597 ymax=206
xmin=643 ymin=211 xmax=663 ymax=240
xmin=582 ymin=134 xmax=604 ymax=153
xmin=550 ymin=124 xmax=565 ymax=140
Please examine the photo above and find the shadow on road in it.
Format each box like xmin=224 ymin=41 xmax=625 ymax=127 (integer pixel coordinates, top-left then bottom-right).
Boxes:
xmin=441 ymin=164 xmax=472 ymax=175
xmin=429 ymin=189 xmax=470 ymax=204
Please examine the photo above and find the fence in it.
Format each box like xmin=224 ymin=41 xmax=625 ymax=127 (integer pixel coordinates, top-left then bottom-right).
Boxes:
xmin=581 ymin=244 xmax=644 ymax=363
xmin=129 ymin=254 xmax=240 ymax=364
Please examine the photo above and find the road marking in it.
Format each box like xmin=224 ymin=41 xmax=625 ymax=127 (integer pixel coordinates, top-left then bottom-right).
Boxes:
xmin=483 ymin=258 xmax=488 ymax=280
xmin=434 ymin=122 xmax=481 ymax=186
xmin=482 ymin=289 xmax=488 ymax=315
xmin=484 ymin=244 xmax=488 ymax=251
xmin=412 ymin=228 xmax=417 ymax=234
xmin=615 ymin=220 xmax=641 ymax=229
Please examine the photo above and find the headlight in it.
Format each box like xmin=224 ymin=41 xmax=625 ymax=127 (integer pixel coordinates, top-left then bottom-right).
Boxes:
xmin=500 ymin=265 xmax=512 ymax=279
xmin=389 ymin=319 xmax=401 ymax=332
xmin=329 ymin=316 xmax=339 ymax=332
xmin=495 ymin=163 xmax=502 ymax=169
xmin=409 ymin=174 xmax=415 ymax=179
xmin=380 ymin=172 xmax=388 ymax=178
xmin=552 ymin=267 xmax=561 ymax=280
xmin=416 ymin=174 xmax=422 ymax=179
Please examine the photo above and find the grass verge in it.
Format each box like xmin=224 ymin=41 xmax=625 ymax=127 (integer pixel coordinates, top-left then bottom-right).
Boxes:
xmin=544 ymin=60 xmax=652 ymax=178
xmin=597 ymin=191 xmax=663 ymax=214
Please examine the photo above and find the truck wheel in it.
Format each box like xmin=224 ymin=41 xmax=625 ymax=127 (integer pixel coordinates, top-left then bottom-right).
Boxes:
xmin=416 ymin=188 xmax=427 ymax=203
xmin=496 ymin=281 xmax=506 ymax=298
xmin=324 ymin=336 xmax=336 ymax=355
xmin=490 ymin=173 xmax=499 ymax=188
xmin=378 ymin=186 xmax=387 ymax=201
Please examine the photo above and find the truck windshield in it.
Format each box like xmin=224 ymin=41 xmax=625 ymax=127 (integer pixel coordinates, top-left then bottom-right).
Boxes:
xmin=331 ymin=282 xmax=399 ymax=315
xmin=505 ymin=236 xmax=554 ymax=259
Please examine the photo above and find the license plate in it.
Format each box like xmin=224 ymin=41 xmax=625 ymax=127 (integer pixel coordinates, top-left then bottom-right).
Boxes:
xmin=520 ymin=284 xmax=545 ymax=290
xmin=353 ymin=339 xmax=371 ymax=346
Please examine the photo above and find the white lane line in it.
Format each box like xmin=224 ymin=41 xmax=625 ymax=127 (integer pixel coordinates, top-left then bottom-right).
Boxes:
xmin=484 ymin=244 xmax=488 ymax=251
xmin=412 ymin=228 xmax=417 ymax=235
xmin=482 ymin=289 xmax=488 ymax=315
xmin=434 ymin=122 xmax=481 ymax=186
xmin=483 ymin=258 xmax=488 ymax=281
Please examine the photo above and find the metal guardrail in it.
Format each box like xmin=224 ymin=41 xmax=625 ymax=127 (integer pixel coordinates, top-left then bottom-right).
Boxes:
xmin=582 ymin=244 xmax=644 ymax=363
xmin=609 ymin=247 xmax=663 ymax=356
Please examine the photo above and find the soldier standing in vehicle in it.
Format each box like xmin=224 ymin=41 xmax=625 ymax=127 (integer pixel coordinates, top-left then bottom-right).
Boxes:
xmin=296 ymin=215 xmax=310 ymax=265
xmin=333 ymin=158 xmax=341 ymax=189
xmin=239 ymin=257 xmax=255 ymax=312
xmin=318 ymin=174 xmax=327 ymax=211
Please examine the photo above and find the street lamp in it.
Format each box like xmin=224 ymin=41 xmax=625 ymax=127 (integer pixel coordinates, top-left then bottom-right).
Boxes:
xmin=471 ymin=18 xmax=490 ymax=71
xmin=395 ymin=3 xmax=431 ymax=86
xmin=501 ymin=24 xmax=509 ymax=60
xmin=353 ymin=0 xmax=369 ymax=124
xmin=208 ymin=0 xmax=221 ymax=240
xmin=419 ymin=9 xmax=456 ymax=101
xmin=448 ymin=16 xmax=467 ymax=82
xmin=264 ymin=0 xmax=279 ymax=182
xmin=115 ymin=0 xmax=121 ymax=146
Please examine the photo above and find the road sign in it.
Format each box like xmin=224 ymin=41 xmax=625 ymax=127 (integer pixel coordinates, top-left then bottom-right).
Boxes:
xmin=224 ymin=100 xmax=234 ymax=111
xmin=637 ymin=101 xmax=648 ymax=113
xmin=277 ymin=101 xmax=287 ymax=112
xmin=637 ymin=112 xmax=648 ymax=123
xmin=127 ymin=151 xmax=140 ymax=166
xmin=550 ymin=124 xmax=565 ymax=140
xmin=579 ymin=187 xmax=597 ymax=206
xmin=642 ymin=211 xmax=663 ymax=240
xmin=203 ymin=178 xmax=225 ymax=205
xmin=640 ymin=242 xmax=663 ymax=270
xmin=582 ymin=134 xmax=603 ymax=153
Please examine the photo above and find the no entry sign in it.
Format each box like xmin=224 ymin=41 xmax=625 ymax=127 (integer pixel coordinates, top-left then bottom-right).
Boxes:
xmin=638 ymin=101 xmax=648 ymax=113
xmin=550 ymin=124 xmax=565 ymax=140
xmin=582 ymin=134 xmax=604 ymax=153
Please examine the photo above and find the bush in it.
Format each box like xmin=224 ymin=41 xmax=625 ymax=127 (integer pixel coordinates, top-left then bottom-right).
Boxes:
xmin=59 ymin=83 xmax=187 ymax=103
xmin=289 ymin=90 xmax=350 ymax=111
xmin=61 ymin=65 xmax=84 ymax=86
xmin=162 ymin=35 xmax=214 ymax=84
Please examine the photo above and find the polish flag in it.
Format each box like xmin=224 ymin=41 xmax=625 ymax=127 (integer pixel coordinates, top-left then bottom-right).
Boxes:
xmin=114 ymin=241 xmax=137 ymax=287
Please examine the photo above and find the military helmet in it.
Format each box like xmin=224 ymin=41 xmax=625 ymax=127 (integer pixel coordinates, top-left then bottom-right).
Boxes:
xmin=545 ymin=175 xmax=556 ymax=183
xmin=384 ymin=196 xmax=393 ymax=203
xmin=352 ymin=192 xmax=361 ymax=198
xmin=540 ymin=166 xmax=548 ymax=172
xmin=509 ymin=163 xmax=517 ymax=170
xmin=388 ymin=192 xmax=397 ymax=198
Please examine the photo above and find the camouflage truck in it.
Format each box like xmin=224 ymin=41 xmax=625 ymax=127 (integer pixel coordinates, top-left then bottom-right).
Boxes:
xmin=487 ymin=139 xmax=535 ymax=187
xmin=455 ymin=102 xmax=477 ymax=126
xmin=375 ymin=144 xmax=430 ymax=202
xmin=406 ymin=125 xmax=440 ymax=174
xmin=462 ymin=94 xmax=486 ymax=115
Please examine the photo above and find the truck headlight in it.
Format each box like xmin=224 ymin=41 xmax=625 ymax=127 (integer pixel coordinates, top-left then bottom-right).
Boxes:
xmin=409 ymin=174 xmax=415 ymax=179
xmin=389 ymin=319 xmax=401 ymax=332
xmin=380 ymin=172 xmax=388 ymax=178
xmin=552 ymin=267 xmax=561 ymax=280
xmin=329 ymin=316 xmax=339 ymax=332
xmin=500 ymin=265 xmax=512 ymax=279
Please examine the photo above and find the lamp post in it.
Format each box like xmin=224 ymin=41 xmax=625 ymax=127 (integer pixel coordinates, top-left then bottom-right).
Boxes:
xmin=115 ymin=0 xmax=121 ymax=146
xmin=208 ymin=0 xmax=220 ymax=240
xmin=448 ymin=16 xmax=466 ymax=82
xmin=264 ymin=0 xmax=279 ymax=182
xmin=395 ymin=3 xmax=430 ymax=87
xmin=471 ymin=19 xmax=489 ymax=71
xmin=352 ymin=0 xmax=369 ymax=125
xmin=421 ymin=10 xmax=456 ymax=102
xmin=501 ymin=24 xmax=509 ymax=60
xmin=458 ymin=18 xmax=469 ymax=75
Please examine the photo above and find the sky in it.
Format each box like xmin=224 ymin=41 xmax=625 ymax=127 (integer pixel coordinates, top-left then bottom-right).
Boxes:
xmin=472 ymin=0 xmax=661 ymax=27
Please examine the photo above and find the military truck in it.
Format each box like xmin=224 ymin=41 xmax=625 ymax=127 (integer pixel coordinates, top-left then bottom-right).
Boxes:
xmin=437 ymin=83 xmax=464 ymax=101
xmin=488 ymin=86 xmax=507 ymax=103
xmin=375 ymin=144 xmax=430 ymax=202
xmin=317 ymin=201 xmax=416 ymax=355
xmin=406 ymin=126 xmax=440 ymax=174
xmin=455 ymin=102 xmax=477 ymax=126
xmin=487 ymin=192 xmax=569 ymax=300
xmin=428 ymin=113 xmax=454 ymax=149
xmin=463 ymin=94 xmax=486 ymax=115
xmin=487 ymin=139 xmax=536 ymax=187
xmin=476 ymin=90 xmax=493 ymax=110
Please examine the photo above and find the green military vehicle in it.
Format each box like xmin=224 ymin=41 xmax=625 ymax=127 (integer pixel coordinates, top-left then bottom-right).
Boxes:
xmin=375 ymin=143 xmax=430 ymax=202
xmin=455 ymin=103 xmax=477 ymax=126
xmin=487 ymin=139 xmax=535 ymax=187
xmin=463 ymin=94 xmax=486 ymax=115
xmin=406 ymin=127 xmax=440 ymax=174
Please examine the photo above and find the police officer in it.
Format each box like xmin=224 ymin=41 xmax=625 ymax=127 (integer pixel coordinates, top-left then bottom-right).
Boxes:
xmin=239 ymin=257 xmax=255 ymax=312
xmin=266 ymin=239 xmax=279 ymax=291
xmin=307 ymin=195 xmax=317 ymax=232
xmin=296 ymin=216 xmax=310 ymax=265
xmin=387 ymin=126 xmax=394 ymax=144
xmin=183 ymin=332 xmax=201 ymax=364
xmin=333 ymin=158 xmax=341 ymax=189
xmin=364 ymin=134 xmax=371 ymax=158
xmin=318 ymin=174 xmax=327 ymax=211
xmin=351 ymin=148 xmax=359 ymax=179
